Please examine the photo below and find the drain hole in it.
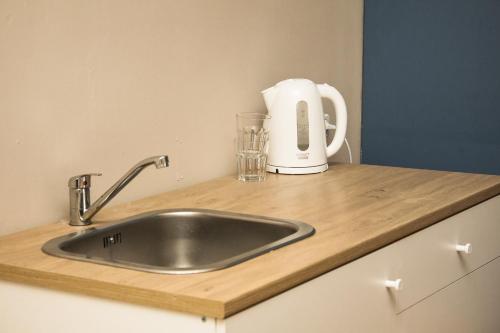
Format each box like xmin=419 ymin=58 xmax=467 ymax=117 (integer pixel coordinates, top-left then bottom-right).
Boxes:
xmin=103 ymin=232 xmax=122 ymax=248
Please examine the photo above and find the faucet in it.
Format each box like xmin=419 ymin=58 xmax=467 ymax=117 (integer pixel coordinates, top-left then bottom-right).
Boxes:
xmin=68 ymin=155 xmax=169 ymax=226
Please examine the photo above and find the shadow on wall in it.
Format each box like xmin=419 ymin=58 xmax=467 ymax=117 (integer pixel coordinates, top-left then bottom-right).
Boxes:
xmin=0 ymin=0 xmax=364 ymax=235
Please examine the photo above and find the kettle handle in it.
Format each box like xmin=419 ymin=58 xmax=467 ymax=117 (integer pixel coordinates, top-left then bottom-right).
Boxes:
xmin=317 ymin=84 xmax=347 ymax=158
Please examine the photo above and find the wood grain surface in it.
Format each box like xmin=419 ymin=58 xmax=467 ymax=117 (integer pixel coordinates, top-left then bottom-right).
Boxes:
xmin=0 ymin=164 xmax=499 ymax=318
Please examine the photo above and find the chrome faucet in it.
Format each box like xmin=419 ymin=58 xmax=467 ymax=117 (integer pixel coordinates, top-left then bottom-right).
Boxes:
xmin=68 ymin=155 xmax=169 ymax=226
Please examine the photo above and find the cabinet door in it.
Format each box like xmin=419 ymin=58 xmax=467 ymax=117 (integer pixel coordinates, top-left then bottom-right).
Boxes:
xmin=398 ymin=257 xmax=500 ymax=333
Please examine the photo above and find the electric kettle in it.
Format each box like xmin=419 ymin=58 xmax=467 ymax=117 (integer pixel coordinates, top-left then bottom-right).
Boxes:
xmin=262 ymin=78 xmax=347 ymax=174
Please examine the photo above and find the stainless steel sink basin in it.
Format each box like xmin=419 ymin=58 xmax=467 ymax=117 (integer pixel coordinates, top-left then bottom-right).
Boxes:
xmin=42 ymin=209 xmax=315 ymax=274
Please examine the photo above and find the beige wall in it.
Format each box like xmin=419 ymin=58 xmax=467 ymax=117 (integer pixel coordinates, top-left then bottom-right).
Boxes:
xmin=0 ymin=0 xmax=363 ymax=236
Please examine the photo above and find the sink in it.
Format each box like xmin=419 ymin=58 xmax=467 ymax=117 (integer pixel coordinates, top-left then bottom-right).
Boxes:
xmin=42 ymin=209 xmax=315 ymax=274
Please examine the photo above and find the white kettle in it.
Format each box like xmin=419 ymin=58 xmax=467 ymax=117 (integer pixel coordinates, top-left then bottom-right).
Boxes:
xmin=262 ymin=79 xmax=347 ymax=174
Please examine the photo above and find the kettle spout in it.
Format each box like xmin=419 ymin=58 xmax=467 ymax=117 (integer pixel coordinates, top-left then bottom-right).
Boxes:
xmin=261 ymin=86 xmax=278 ymax=111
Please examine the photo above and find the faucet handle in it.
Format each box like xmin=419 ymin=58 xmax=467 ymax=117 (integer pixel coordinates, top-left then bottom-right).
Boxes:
xmin=68 ymin=173 xmax=102 ymax=189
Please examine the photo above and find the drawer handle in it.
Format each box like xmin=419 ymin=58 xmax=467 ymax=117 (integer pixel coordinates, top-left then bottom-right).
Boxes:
xmin=456 ymin=243 xmax=472 ymax=254
xmin=384 ymin=279 xmax=403 ymax=291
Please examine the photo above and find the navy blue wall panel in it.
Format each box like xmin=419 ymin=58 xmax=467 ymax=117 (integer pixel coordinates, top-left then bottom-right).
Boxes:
xmin=362 ymin=0 xmax=500 ymax=175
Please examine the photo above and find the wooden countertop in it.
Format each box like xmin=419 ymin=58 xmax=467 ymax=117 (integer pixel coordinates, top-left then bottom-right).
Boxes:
xmin=1 ymin=164 xmax=499 ymax=318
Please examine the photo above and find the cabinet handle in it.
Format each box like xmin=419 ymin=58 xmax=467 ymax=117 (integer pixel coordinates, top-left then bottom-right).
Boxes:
xmin=456 ymin=243 xmax=472 ymax=254
xmin=384 ymin=279 xmax=403 ymax=291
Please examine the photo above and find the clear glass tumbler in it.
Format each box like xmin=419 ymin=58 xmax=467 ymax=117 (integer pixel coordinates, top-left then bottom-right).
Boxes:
xmin=236 ymin=113 xmax=271 ymax=182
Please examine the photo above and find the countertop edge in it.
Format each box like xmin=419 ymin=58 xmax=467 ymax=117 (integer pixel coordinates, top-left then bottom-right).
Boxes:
xmin=0 ymin=263 xmax=226 ymax=318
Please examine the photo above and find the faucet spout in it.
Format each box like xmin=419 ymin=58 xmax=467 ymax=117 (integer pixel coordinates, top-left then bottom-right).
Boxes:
xmin=69 ymin=155 xmax=169 ymax=226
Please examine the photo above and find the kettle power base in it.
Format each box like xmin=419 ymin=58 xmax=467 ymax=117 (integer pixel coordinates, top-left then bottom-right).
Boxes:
xmin=266 ymin=164 xmax=328 ymax=175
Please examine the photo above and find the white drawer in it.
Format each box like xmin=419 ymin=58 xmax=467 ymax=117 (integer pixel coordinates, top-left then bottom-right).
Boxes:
xmin=370 ymin=195 xmax=500 ymax=312
xmin=446 ymin=194 xmax=500 ymax=270
xmin=397 ymin=257 xmax=500 ymax=333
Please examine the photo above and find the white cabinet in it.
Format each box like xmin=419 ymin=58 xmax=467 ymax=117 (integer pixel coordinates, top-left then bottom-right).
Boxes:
xmin=222 ymin=258 xmax=500 ymax=333
xmin=0 ymin=280 xmax=216 ymax=333
xmin=1 ymin=196 xmax=499 ymax=333
xmin=222 ymin=195 xmax=500 ymax=333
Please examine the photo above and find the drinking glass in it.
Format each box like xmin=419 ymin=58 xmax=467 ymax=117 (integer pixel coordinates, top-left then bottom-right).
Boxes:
xmin=236 ymin=113 xmax=271 ymax=182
